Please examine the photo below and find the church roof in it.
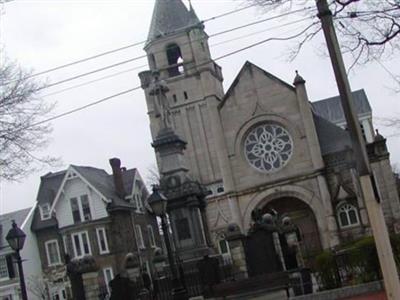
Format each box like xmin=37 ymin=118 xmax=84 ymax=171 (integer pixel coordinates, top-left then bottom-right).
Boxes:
xmin=311 ymin=89 xmax=371 ymax=124
xmin=147 ymin=0 xmax=201 ymax=44
xmin=220 ymin=61 xmax=295 ymax=109
xmin=313 ymin=114 xmax=352 ymax=155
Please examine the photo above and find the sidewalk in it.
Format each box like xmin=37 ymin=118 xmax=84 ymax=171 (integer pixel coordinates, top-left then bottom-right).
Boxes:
xmin=341 ymin=291 xmax=386 ymax=300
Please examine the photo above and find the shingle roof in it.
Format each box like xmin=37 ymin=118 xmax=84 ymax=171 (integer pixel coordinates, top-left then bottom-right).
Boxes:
xmin=0 ymin=207 xmax=31 ymax=249
xmin=311 ymin=89 xmax=371 ymax=124
xmin=313 ymin=114 xmax=352 ymax=155
xmin=32 ymin=165 xmax=138 ymax=231
xmin=36 ymin=170 xmax=66 ymax=205
xmin=147 ymin=0 xmax=201 ymax=44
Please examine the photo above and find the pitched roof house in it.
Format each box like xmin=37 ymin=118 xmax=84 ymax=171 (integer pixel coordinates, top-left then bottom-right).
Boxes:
xmin=31 ymin=158 xmax=160 ymax=299
xmin=0 ymin=207 xmax=42 ymax=300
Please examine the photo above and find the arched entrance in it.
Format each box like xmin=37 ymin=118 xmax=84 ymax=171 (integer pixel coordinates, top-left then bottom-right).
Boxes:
xmin=262 ymin=197 xmax=322 ymax=261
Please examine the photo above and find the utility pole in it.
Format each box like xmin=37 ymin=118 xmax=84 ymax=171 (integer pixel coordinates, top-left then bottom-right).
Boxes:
xmin=316 ymin=0 xmax=400 ymax=298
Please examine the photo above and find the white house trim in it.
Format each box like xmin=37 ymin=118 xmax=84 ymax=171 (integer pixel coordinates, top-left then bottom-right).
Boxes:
xmin=45 ymin=239 xmax=62 ymax=266
xmin=21 ymin=205 xmax=37 ymax=230
xmin=50 ymin=166 xmax=111 ymax=214
xmin=96 ymin=227 xmax=110 ymax=255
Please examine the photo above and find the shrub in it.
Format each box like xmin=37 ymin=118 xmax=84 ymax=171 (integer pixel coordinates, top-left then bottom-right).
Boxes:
xmin=313 ymin=234 xmax=400 ymax=289
xmin=314 ymin=250 xmax=341 ymax=290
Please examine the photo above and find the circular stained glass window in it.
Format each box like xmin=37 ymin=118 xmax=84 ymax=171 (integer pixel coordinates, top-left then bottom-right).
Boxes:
xmin=244 ymin=123 xmax=293 ymax=173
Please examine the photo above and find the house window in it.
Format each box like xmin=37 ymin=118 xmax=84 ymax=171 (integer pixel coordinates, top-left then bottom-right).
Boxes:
xmin=135 ymin=225 xmax=145 ymax=249
xmin=134 ymin=194 xmax=143 ymax=212
xmin=103 ymin=267 xmax=114 ymax=295
xmin=0 ymin=256 xmax=8 ymax=279
xmin=216 ymin=186 xmax=225 ymax=194
xmin=45 ymin=240 xmax=61 ymax=266
xmin=337 ymin=203 xmax=360 ymax=228
xmin=72 ymin=231 xmax=91 ymax=258
xmin=63 ymin=235 xmax=69 ymax=254
xmin=70 ymin=195 xmax=92 ymax=223
xmin=183 ymin=91 xmax=188 ymax=100
xmin=96 ymin=228 xmax=109 ymax=254
xmin=147 ymin=225 xmax=156 ymax=248
xmin=40 ymin=203 xmax=51 ymax=220
xmin=51 ymin=287 xmax=67 ymax=300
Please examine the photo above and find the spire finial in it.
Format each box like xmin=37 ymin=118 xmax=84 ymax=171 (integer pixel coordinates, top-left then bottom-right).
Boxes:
xmin=374 ymin=129 xmax=385 ymax=141
xmin=293 ymin=70 xmax=305 ymax=85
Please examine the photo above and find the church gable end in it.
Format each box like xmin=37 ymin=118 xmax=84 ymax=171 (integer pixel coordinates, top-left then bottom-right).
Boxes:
xmin=218 ymin=62 xmax=318 ymax=191
xmin=219 ymin=62 xmax=301 ymax=154
xmin=220 ymin=61 xmax=295 ymax=110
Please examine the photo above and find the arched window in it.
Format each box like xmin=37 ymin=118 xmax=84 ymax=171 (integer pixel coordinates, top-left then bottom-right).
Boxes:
xmin=218 ymin=239 xmax=232 ymax=265
xmin=337 ymin=203 xmax=360 ymax=228
xmin=166 ymin=44 xmax=183 ymax=77
xmin=148 ymin=53 xmax=157 ymax=70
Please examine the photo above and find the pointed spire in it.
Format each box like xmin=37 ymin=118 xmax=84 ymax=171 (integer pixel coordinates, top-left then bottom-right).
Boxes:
xmin=147 ymin=0 xmax=201 ymax=44
xmin=374 ymin=129 xmax=385 ymax=141
xmin=293 ymin=70 xmax=306 ymax=85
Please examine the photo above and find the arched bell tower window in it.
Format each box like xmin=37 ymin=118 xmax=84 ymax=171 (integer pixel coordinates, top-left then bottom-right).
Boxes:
xmin=166 ymin=43 xmax=183 ymax=77
xmin=148 ymin=53 xmax=157 ymax=70
xmin=337 ymin=202 xmax=360 ymax=228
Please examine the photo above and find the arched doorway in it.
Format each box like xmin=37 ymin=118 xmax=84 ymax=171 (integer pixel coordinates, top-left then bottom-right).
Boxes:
xmin=262 ymin=197 xmax=322 ymax=263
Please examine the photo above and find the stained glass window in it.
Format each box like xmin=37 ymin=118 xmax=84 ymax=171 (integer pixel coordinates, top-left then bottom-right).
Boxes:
xmin=244 ymin=124 xmax=293 ymax=173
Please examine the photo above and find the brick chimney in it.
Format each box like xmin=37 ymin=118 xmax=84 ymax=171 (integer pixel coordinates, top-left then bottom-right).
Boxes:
xmin=109 ymin=158 xmax=126 ymax=199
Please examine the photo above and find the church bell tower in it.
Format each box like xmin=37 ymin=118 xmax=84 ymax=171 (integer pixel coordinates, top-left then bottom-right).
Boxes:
xmin=139 ymin=0 xmax=230 ymax=259
xmin=139 ymin=0 xmax=225 ymax=192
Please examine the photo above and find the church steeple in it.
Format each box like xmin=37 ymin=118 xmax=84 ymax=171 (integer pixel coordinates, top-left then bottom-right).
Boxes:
xmin=147 ymin=0 xmax=201 ymax=44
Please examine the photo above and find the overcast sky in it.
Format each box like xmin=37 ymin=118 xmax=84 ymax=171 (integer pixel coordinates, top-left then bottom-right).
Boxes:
xmin=1 ymin=0 xmax=399 ymax=214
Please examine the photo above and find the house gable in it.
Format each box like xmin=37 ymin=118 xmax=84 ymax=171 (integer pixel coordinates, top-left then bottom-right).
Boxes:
xmin=50 ymin=166 xmax=111 ymax=228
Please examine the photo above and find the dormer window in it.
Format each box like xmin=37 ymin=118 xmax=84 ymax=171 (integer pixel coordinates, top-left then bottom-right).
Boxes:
xmin=40 ymin=203 xmax=51 ymax=220
xmin=166 ymin=44 xmax=183 ymax=77
xmin=70 ymin=195 xmax=92 ymax=223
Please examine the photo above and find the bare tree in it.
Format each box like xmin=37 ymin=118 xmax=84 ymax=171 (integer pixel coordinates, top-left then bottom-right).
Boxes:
xmin=248 ymin=0 xmax=400 ymax=74
xmin=27 ymin=275 xmax=50 ymax=300
xmin=145 ymin=163 xmax=161 ymax=187
xmin=0 ymin=60 xmax=57 ymax=181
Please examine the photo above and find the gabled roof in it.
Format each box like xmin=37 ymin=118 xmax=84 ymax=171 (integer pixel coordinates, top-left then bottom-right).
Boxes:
xmin=147 ymin=0 xmax=201 ymax=44
xmin=32 ymin=164 xmax=139 ymax=231
xmin=219 ymin=61 xmax=295 ymax=109
xmin=311 ymin=89 xmax=371 ymax=124
xmin=313 ymin=114 xmax=352 ymax=155
xmin=0 ymin=207 xmax=31 ymax=249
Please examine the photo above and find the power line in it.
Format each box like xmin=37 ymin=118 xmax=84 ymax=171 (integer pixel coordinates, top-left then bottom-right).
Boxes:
xmin=43 ymin=17 xmax=311 ymax=98
xmin=26 ymin=6 xmax=316 ymax=92
xmin=209 ymin=6 xmax=314 ymax=38
xmin=211 ymin=17 xmax=312 ymax=47
xmin=20 ymin=40 xmax=147 ymax=82
xmin=42 ymin=64 xmax=148 ymax=98
xmin=202 ymin=3 xmax=259 ymax=22
xmin=4 ymin=5 xmax=315 ymax=87
xmin=20 ymin=23 xmax=318 ymax=132
xmin=6 ymin=3 xmax=260 ymax=83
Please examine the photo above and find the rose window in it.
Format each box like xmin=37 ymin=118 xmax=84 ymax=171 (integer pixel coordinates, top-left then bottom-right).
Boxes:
xmin=244 ymin=124 xmax=293 ymax=173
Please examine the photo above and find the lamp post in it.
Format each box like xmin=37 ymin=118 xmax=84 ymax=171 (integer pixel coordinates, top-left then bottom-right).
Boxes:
xmin=6 ymin=220 xmax=27 ymax=300
xmin=147 ymin=186 xmax=188 ymax=300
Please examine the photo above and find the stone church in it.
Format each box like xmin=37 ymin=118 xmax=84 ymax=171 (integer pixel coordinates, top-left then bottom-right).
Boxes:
xmin=139 ymin=0 xmax=400 ymax=261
